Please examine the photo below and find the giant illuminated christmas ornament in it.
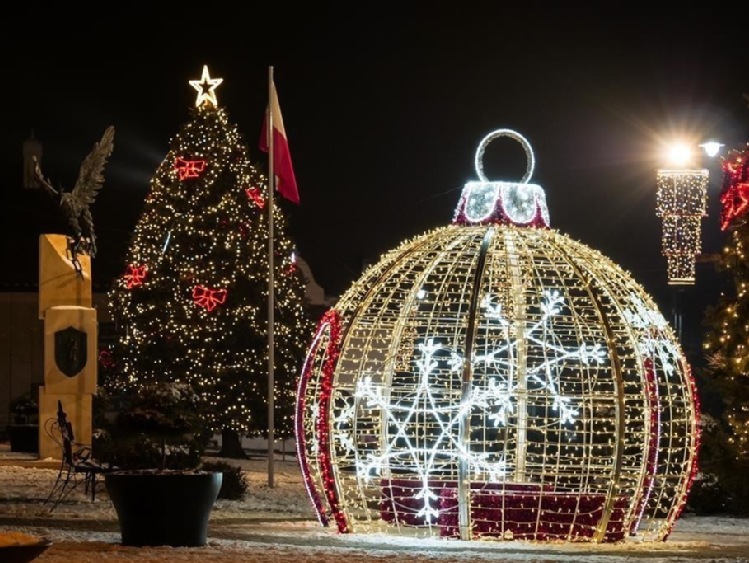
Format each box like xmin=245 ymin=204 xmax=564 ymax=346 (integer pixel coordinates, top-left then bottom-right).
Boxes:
xmin=655 ymin=163 xmax=708 ymax=285
xmin=296 ymin=129 xmax=700 ymax=543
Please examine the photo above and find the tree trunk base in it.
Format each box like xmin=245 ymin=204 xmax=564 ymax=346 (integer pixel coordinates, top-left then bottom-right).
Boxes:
xmin=218 ymin=428 xmax=247 ymax=459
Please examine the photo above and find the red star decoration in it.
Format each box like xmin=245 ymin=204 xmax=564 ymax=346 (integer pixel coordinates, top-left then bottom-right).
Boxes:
xmin=720 ymin=147 xmax=749 ymax=231
xmin=720 ymin=182 xmax=749 ymax=230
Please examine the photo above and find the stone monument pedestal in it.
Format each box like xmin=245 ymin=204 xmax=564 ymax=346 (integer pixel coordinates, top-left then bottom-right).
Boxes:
xmin=38 ymin=234 xmax=97 ymax=459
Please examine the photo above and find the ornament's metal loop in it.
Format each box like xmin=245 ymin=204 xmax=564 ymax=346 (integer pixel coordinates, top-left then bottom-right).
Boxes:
xmin=475 ymin=128 xmax=535 ymax=184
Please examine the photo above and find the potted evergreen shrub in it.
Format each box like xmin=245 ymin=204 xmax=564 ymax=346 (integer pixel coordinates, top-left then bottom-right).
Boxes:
xmin=96 ymin=382 xmax=222 ymax=547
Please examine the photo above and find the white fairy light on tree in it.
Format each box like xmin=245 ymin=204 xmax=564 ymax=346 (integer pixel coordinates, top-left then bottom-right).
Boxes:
xmin=296 ymin=129 xmax=700 ymax=544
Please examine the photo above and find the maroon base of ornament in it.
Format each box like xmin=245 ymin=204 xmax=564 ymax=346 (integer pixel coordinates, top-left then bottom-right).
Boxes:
xmin=380 ymin=479 xmax=628 ymax=542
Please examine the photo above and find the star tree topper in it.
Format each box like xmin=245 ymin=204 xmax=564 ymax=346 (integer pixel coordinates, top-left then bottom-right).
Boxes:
xmin=189 ymin=65 xmax=223 ymax=107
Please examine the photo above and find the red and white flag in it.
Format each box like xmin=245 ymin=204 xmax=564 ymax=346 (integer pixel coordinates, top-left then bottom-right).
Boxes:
xmin=260 ymin=79 xmax=299 ymax=204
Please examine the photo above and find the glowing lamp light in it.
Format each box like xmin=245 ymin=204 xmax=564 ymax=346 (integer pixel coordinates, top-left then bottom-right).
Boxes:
xmin=296 ymin=129 xmax=699 ymax=544
xmin=664 ymin=142 xmax=695 ymax=167
xmin=700 ymin=140 xmax=724 ymax=158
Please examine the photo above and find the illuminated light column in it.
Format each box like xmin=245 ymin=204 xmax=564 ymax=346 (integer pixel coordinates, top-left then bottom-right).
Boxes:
xmin=655 ymin=145 xmax=709 ymax=285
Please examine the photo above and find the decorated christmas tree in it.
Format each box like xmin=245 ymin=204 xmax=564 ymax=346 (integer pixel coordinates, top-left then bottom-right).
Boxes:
xmin=701 ymin=138 xmax=749 ymax=512
xmin=105 ymin=66 xmax=313 ymax=447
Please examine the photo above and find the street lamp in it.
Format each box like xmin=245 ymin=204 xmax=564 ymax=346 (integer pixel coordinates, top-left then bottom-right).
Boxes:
xmin=655 ymin=141 xmax=715 ymax=285
xmin=699 ymin=140 xmax=724 ymax=158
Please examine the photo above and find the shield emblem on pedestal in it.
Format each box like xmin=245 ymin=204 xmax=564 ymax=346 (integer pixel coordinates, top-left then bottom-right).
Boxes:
xmin=55 ymin=326 xmax=87 ymax=377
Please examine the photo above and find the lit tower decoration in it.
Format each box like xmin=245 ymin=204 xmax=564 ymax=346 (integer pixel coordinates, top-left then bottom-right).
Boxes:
xmin=655 ymin=143 xmax=709 ymax=285
xmin=296 ymin=129 xmax=700 ymax=543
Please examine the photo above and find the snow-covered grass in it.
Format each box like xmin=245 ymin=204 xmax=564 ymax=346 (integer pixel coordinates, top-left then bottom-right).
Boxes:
xmin=1 ymin=452 xmax=749 ymax=562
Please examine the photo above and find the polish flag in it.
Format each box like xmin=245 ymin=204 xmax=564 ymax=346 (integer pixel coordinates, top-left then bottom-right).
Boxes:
xmin=260 ymin=79 xmax=300 ymax=204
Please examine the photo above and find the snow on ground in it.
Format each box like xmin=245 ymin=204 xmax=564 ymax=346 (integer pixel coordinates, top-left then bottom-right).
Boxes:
xmin=1 ymin=451 xmax=749 ymax=562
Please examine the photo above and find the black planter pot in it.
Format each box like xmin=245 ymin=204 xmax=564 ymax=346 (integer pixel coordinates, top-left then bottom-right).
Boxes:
xmin=105 ymin=471 xmax=222 ymax=547
xmin=6 ymin=424 xmax=39 ymax=453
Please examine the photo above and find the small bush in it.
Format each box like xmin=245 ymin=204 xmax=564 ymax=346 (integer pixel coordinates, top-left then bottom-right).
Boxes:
xmin=686 ymin=475 xmax=730 ymax=515
xmin=201 ymin=460 xmax=248 ymax=500
xmin=94 ymin=382 xmax=207 ymax=471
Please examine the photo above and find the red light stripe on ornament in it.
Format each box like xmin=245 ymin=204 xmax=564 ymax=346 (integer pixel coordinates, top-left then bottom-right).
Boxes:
xmin=668 ymin=363 xmax=701 ymax=538
xmin=314 ymin=309 xmax=348 ymax=533
xmin=295 ymin=312 xmax=337 ymax=527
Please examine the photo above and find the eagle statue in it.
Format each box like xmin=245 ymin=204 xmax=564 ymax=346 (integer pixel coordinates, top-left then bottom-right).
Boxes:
xmin=33 ymin=125 xmax=115 ymax=261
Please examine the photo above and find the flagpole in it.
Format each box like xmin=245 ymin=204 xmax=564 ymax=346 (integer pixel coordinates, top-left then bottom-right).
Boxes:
xmin=267 ymin=65 xmax=275 ymax=489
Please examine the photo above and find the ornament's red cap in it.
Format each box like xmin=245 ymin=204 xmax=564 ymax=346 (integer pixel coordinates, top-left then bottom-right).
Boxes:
xmin=453 ymin=128 xmax=550 ymax=228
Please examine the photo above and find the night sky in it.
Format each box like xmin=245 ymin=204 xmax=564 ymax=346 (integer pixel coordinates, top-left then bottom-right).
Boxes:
xmin=2 ymin=6 xmax=748 ymax=360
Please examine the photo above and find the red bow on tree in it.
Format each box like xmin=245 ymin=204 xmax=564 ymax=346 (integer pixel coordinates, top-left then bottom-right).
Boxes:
xmin=245 ymin=186 xmax=266 ymax=209
xmin=98 ymin=349 xmax=115 ymax=369
xmin=174 ymin=157 xmax=207 ymax=180
xmin=720 ymin=146 xmax=749 ymax=231
xmin=192 ymin=285 xmax=228 ymax=311
xmin=124 ymin=264 xmax=148 ymax=288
